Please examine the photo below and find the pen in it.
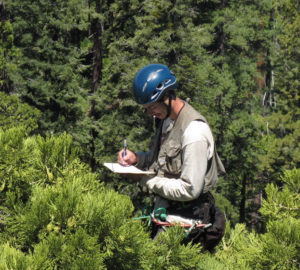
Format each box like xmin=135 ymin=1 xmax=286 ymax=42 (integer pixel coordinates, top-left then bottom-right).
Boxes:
xmin=123 ymin=139 xmax=127 ymax=158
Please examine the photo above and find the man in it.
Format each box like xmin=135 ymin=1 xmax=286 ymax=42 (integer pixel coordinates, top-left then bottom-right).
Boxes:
xmin=118 ymin=64 xmax=225 ymax=251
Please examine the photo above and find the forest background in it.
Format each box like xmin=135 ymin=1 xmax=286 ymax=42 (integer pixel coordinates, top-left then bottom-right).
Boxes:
xmin=0 ymin=0 xmax=299 ymax=269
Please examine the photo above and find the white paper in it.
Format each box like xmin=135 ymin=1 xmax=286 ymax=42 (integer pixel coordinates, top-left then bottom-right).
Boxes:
xmin=103 ymin=163 xmax=154 ymax=175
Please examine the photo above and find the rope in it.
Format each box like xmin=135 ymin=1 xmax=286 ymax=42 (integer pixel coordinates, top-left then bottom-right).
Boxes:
xmin=133 ymin=207 xmax=211 ymax=234
xmin=133 ymin=206 xmax=153 ymax=226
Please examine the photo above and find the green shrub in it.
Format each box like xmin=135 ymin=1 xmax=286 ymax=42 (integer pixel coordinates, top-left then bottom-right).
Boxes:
xmin=1 ymin=125 xmax=299 ymax=269
xmin=212 ymin=168 xmax=300 ymax=270
xmin=0 ymin=243 xmax=29 ymax=270
xmin=0 ymin=92 xmax=40 ymax=133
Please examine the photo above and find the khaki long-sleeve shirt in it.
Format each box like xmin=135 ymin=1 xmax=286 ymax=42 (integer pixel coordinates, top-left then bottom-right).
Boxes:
xmin=138 ymin=119 xmax=215 ymax=202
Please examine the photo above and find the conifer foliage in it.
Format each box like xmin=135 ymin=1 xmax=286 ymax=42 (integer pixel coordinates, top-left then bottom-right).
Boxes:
xmin=0 ymin=118 xmax=205 ymax=269
xmin=0 ymin=123 xmax=298 ymax=268
xmin=212 ymin=168 xmax=300 ymax=270
xmin=0 ymin=0 xmax=299 ymax=268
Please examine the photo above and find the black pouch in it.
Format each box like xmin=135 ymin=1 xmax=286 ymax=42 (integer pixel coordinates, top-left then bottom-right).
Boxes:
xmin=174 ymin=192 xmax=226 ymax=252
xmin=200 ymin=205 xmax=226 ymax=252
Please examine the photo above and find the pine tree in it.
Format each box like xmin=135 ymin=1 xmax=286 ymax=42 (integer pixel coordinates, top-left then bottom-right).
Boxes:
xmin=4 ymin=0 xmax=90 ymax=134
xmin=0 ymin=92 xmax=40 ymax=132
xmin=257 ymin=0 xmax=300 ymax=181
xmin=193 ymin=0 xmax=275 ymax=225
xmin=0 ymin=2 xmax=20 ymax=93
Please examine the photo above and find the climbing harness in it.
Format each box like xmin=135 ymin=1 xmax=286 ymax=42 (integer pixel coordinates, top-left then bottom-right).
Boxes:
xmin=134 ymin=207 xmax=212 ymax=238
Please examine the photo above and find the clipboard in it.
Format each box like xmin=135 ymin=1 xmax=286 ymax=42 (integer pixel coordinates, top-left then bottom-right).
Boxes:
xmin=103 ymin=163 xmax=155 ymax=175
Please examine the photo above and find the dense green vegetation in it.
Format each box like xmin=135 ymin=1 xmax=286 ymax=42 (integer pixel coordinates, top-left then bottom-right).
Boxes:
xmin=0 ymin=0 xmax=299 ymax=268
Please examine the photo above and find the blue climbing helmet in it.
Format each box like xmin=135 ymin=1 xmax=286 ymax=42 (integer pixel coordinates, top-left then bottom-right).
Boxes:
xmin=133 ymin=64 xmax=178 ymax=105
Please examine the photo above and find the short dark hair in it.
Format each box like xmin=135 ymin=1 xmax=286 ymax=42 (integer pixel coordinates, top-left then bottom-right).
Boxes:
xmin=159 ymin=90 xmax=176 ymax=102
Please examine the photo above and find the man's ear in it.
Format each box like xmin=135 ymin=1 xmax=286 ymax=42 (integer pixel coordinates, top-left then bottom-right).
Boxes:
xmin=162 ymin=92 xmax=174 ymax=105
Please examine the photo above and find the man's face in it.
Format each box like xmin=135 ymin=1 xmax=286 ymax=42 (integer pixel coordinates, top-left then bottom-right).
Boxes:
xmin=143 ymin=101 xmax=168 ymax=119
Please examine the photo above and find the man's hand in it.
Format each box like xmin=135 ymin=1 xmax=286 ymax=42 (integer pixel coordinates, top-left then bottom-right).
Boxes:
xmin=118 ymin=149 xmax=137 ymax=167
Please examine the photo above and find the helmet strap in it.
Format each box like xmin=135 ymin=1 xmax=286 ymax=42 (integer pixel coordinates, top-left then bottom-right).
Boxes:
xmin=166 ymin=95 xmax=173 ymax=118
xmin=158 ymin=91 xmax=175 ymax=120
xmin=162 ymin=93 xmax=175 ymax=119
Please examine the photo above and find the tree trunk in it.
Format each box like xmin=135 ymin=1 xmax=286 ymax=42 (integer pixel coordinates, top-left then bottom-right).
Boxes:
xmin=239 ymin=174 xmax=246 ymax=223
xmin=92 ymin=1 xmax=103 ymax=93
xmin=0 ymin=2 xmax=11 ymax=94
xmin=88 ymin=0 xmax=103 ymax=171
